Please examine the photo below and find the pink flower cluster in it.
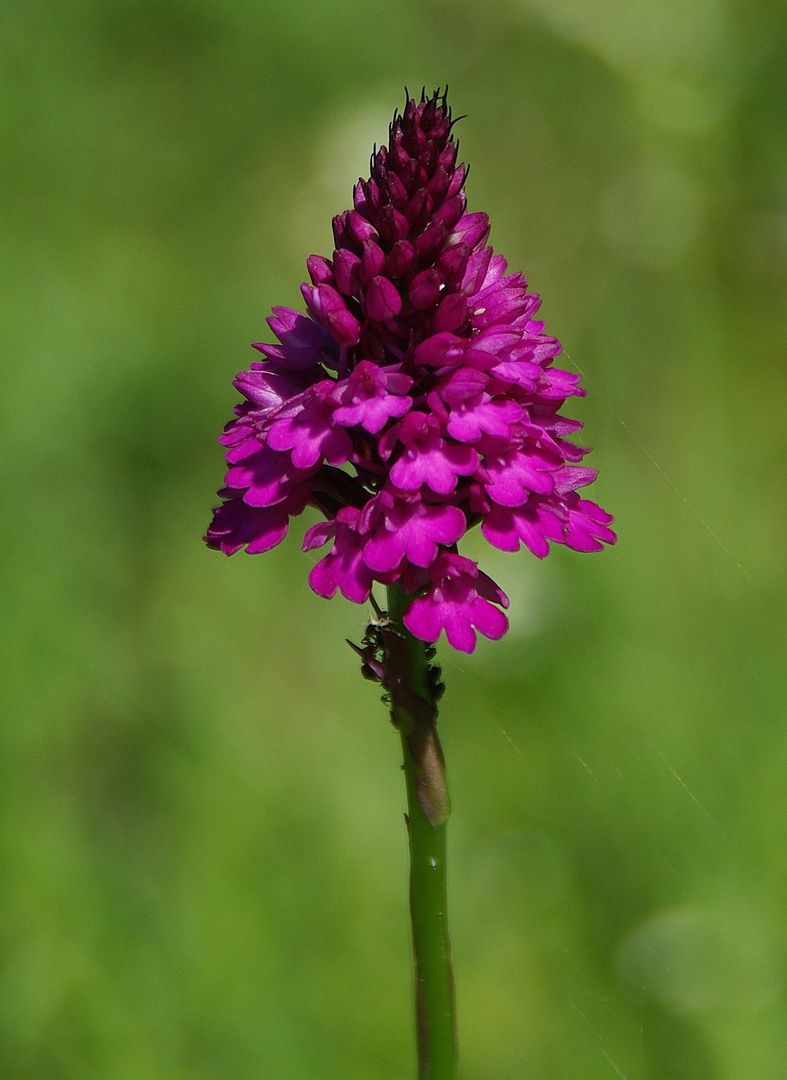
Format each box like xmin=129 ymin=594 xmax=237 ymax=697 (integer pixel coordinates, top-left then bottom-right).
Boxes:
xmin=206 ymin=90 xmax=615 ymax=653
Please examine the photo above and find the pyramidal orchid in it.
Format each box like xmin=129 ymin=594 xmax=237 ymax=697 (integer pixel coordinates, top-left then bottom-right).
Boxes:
xmin=205 ymin=89 xmax=615 ymax=1080
xmin=206 ymin=89 xmax=614 ymax=654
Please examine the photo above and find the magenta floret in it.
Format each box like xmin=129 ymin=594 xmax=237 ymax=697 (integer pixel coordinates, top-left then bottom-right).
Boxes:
xmin=205 ymin=89 xmax=615 ymax=653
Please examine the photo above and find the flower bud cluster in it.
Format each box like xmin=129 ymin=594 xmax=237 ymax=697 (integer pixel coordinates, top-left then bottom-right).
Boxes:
xmin=206 ymin=90 xmax=615 ymax=652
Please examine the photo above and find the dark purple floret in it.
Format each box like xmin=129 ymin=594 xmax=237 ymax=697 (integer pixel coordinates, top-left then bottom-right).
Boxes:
xmin=205 ymin=89 xmax=615 ymax=652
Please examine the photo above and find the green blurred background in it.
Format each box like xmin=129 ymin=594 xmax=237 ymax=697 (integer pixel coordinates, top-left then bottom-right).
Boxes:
xmin=2 ymin=0 xmax=786 ymax=1076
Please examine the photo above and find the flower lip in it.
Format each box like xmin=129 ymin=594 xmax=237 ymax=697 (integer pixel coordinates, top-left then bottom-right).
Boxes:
xmin=332 ymin=361 xmax=413 ymax=434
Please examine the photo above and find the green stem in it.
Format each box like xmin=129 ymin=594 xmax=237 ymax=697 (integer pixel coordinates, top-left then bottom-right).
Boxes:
xmin=385 ymin=584 xmax=457 ymax=1080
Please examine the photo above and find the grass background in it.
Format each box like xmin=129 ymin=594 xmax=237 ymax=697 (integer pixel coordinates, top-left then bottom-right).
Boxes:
xmin=2 ymin=0 xmax=786 ymax=1076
